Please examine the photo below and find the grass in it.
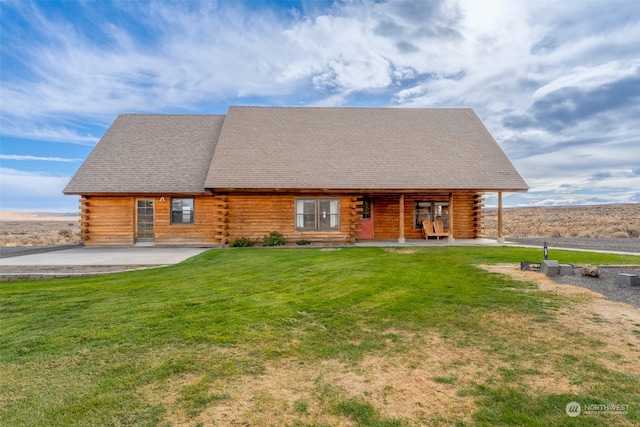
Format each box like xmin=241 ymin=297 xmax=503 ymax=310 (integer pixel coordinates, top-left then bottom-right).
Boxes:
xmin=1 ymin=246 xmax=639 ymax=426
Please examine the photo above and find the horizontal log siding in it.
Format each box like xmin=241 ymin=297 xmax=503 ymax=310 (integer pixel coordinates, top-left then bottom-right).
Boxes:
xmin=452 ymin=192 xmax=483 ymax=239
xmin=80 ymin=196 xmax=135 ymax=246
xmin=154 ymin=196 xmax=218 ymax=246
xmin=81 ymin=195 xmax=218 ymax=246
xmin=223 ymin=193 xmax=354 ymax=244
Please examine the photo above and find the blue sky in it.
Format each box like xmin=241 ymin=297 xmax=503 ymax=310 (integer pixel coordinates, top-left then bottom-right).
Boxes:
xmin=1 ymin=0 xmax=639 ymax=212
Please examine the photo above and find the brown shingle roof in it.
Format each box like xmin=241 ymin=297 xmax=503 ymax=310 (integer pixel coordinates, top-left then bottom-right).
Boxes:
xmin=204 ymin=106 xmax=528 ymax=191
xmin=64 ymin=114 xmax=225 ymax=194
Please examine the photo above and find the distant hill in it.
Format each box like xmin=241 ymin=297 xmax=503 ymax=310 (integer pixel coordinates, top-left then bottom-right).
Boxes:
xmin=482 ymin=204 xmax=640 ymax=238
xmin=0 ymin=212 xmax=79 ymax=222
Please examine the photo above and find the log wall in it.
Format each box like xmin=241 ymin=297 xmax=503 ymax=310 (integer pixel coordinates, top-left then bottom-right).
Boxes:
xmin=79 ymin=190 xmax=485 ymax=246
xmin=79 ymin=196 xmax=134 ymax=246
xmin=80 ymin=195 xmax=219 ymax=246
xmin=219 ymin=193 xmax=357 ymax=244
xmin=154 ymin=196 xmax=218 ymax=246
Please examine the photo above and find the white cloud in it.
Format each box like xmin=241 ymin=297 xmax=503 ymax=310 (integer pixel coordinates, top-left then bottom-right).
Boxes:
xmin=0 ymin=168 xmax=77 ymax=211
xmin=0 ymin=155 xmax=82 ymax=162
xmin=1 ymin=0 xmax=639 ymax=208
xmin=533 ymin=60 xmax=640 ymax=100
xmin=0 ymin=116 xmax=100 ymax=145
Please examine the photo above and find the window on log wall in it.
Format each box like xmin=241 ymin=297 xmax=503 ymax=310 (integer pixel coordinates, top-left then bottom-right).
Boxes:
xmin=171 ymin=198 xmax=194 ymax=224
xmin=295 ymin=199 xmax=340 ymax=231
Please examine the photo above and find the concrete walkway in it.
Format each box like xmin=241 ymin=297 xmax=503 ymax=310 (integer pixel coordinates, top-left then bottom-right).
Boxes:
xmin=0 ymin=246 xmax=210 ymax=266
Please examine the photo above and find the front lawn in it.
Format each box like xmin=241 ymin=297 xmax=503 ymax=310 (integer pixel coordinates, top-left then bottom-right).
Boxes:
xmin=1 ymin=247 xmax=639 ymax=426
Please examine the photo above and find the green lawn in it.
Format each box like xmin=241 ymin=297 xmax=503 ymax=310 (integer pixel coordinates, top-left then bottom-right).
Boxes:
xmin=1 ymin=246 xmax=639 ymax=426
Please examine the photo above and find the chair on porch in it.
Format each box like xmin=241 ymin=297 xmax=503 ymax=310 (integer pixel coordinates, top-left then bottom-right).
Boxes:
xmin=422 ymin=220 xmax=449 ymax=240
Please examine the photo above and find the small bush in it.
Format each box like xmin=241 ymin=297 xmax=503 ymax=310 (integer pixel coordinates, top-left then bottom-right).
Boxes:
xmin=628 ymin=227 xmax=640 ymax=238
xmin=611 ymin=231 xmax=629 ymax=238
xmin=548 ymin=227 xmax=564 ymax=238
xmin=230 ymin=237 xmax=254 ymax=247
xmin=296 ymin=239 xmax=311 ymax=245
xmin=261 ymin=231 xmax=286 ymax=246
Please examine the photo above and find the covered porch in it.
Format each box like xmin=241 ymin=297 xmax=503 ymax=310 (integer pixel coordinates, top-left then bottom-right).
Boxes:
xmin=355 ymin=191 xmax=509 ymax=243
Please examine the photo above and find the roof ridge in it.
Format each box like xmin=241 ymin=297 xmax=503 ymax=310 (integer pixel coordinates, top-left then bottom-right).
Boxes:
xmin=119 ymin=113 xmax=226 ymax=117
xmin=228 ymin=105 xmax=472 ymax=111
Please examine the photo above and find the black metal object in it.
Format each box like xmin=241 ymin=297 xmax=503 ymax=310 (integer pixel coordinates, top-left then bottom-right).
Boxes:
xmin=544 ymin=241 xmax=548 ymax=260
xmin=520 ymin=262 xmax=541 ymax=272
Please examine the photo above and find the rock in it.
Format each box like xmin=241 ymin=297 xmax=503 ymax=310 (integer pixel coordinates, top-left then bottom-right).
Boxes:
xmin=559 ymin=264 xmax=575 ymax=275
xmin=614 ymin=273 xmax=640 ymax=286
xmin=542 ymin=260 xmax=560 ymax=276
xmin=581 ymin=265 xmax=600 ymax=278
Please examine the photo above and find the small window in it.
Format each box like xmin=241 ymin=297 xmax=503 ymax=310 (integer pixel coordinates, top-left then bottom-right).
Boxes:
xmin=171 ymin=198 xmax=194 ymax=224
xmin=295 ymin=199 xmax=339 ymax=231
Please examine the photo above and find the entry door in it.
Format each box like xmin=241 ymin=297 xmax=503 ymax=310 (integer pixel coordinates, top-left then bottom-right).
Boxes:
xmin=136 ymin=199 xmax=154 ymax=242
xmin=356 ymin=197 xmax=374 ymax=239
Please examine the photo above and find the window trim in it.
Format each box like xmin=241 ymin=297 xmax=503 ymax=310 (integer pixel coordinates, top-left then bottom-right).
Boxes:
xmin=171 ymin=197 xmax=195 ymax=225
xmin=295 ymin=198 xmax=340 ymax=231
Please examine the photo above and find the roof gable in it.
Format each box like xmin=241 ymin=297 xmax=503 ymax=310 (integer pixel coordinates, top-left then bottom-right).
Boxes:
xmin=204 ymin=106 xmax=528 ymax=191
xmin=64 ymin=114 xmax=225 ymax=194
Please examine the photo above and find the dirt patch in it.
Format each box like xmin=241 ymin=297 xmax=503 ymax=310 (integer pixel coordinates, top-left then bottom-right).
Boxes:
xmin=141 ymin=339 xmax=480 ymax=426
xmin=479 ymin=264 xmax=640 ymax=377
xmin=383 ymin=248 xmax=417 ymax=254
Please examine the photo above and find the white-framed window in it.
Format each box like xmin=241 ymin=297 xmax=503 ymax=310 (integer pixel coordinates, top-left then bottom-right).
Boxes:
xmin=295 ymin=199 xmax=339 ymax=231
xmin=171 ymin=198 xmax=194 ymax=224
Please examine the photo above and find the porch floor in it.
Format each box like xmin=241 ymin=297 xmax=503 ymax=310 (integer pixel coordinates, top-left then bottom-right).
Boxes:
xmin=353 ymin=238 xmax=505 ymax=247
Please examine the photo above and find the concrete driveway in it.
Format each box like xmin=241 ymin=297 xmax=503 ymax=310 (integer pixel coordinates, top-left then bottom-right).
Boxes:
xmin=0 ymin=246 xmax=210 ymax=266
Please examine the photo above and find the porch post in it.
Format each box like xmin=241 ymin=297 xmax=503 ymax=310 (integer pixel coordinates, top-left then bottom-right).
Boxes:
xmin=448 ymin=192 xmax=455 ymax=242
xmin=398 ymin=193 xmax=406 ymax=243
xmin=497 ymin=192 xmax=505 ymax=244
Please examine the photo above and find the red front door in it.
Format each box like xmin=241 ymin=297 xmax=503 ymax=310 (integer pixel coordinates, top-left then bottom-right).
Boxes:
xmin=356 ymin=198 xmax=374 ymax=239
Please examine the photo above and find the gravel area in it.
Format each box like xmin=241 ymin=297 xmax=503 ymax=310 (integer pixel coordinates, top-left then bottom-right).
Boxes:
xmin=546 ymin=266 xmax=640 ymax=309
xmin=504 ymin=237 xmax=639 ymax=254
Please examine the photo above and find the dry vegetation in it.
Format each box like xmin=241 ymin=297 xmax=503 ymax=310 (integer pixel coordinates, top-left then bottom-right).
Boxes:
xmin=483 ymin=203 xmax=640 ymax=238
xmin=0 ymin=212 xmax=80 ymax=247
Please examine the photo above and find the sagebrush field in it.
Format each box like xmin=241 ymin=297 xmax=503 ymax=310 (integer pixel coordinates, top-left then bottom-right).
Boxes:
xmin=482 ymin=204 xmax=640 ymax=238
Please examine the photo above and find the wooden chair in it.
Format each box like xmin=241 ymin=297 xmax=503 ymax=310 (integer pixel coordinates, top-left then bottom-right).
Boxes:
xmin=423 ymin=220 xmax=449 ymax=240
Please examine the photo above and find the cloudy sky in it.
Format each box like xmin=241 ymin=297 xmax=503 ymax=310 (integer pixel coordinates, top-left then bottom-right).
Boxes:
xmin=1 ymin=0 xmax=639 ymax=212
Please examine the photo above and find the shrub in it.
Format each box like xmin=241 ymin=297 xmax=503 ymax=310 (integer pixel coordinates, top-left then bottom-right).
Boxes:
xmin=261 ymin=231 xmax=286 ymax=246
xmin=230 ymin=237 xmax=254 ymax=247
xmin=548 ymin=227 xmax=564 ymax=238
xmin=627 ymin=227 xmax=640 ymax=238
xmin=611 ymin=231 xmax=629 ymax=238
xmin=296 ymin=239 xmax=311 ymax=245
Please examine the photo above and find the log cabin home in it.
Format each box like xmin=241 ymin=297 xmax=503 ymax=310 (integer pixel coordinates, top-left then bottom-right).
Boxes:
xmin=63 ymin=106 xmax=528 ymax=246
